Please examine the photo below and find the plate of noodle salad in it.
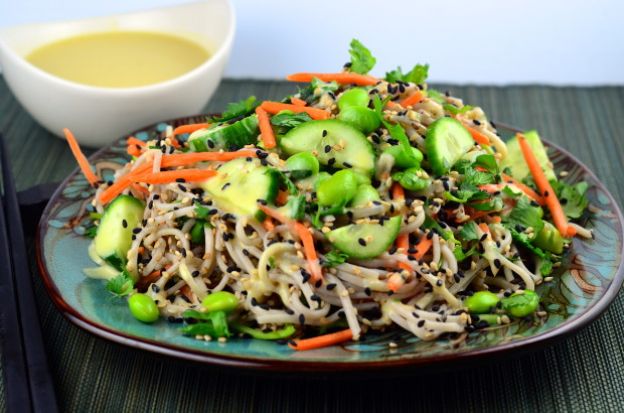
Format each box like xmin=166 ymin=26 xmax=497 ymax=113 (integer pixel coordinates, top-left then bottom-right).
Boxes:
xmin=38 ymin=40 xmax=624 ymax=370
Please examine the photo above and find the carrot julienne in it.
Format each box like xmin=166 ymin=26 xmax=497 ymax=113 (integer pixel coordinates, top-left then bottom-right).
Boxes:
xmin=465 ymin=125 xmax=490 ymax=145
xmin=173 ymin=123 xmax=210 ymax=136
xmin=260 ymin=101 xmax=330 ymax=120
xmin=258 ymin=204 xmax=323 ymax=282
xmin=517 ymin=133 xmax=575 ymax=237
xmin=255 ymin=106 xmax=277 ymax=149
xmin=289 ymin=328 xmax=353 ymax=351
xmin=290 ymin=97 xmax=307 ymax=106
xmin=134 ymin=169 xmax=216 ymax=185
xmin=412 ymin=237 xmax=433 ymax=260
xmin=127 ymin=137 xmax=147 ymax=147
xmin=63 ymin=128 xmax=99 ymax=186
xmin=500 ymin=173 xmax=546 ymax=206
xmin=400 ymin=91 xmax=424 ymax=107
xmin=286 ymin=72 xmax=379 ymax=86
xmin=262 ymin=217 xmax=275 ymax=232
xmin=479 ymin=182 xmax=545 ymax=206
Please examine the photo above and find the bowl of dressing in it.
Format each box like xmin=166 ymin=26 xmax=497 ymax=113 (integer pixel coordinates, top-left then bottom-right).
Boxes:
xmin=0 ymin=0 xmax=235 ymax=147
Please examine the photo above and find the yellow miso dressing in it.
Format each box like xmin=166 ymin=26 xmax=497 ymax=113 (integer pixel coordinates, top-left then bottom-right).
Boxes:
xmin=25 ymin=31 xmax=210 ymax=88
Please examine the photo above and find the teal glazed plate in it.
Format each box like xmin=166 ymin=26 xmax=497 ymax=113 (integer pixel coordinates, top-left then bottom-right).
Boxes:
xmin=36 ymin=118 xmax=624 ymax=371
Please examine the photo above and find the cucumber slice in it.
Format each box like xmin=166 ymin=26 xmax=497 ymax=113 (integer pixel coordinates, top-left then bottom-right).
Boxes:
xmin=189 ymin=115 xmax=258 ymax=152
xmin=533 ymin=221 xmax=564 ymax=254
xmin=200 ymin=158 xmax=278 ymax=220
xmin=501 ymin=130 xmax=556 ymax=182
xmin=326 ymin=216 xmax=401 ymax=259
xmin=425 ymin=117 xmax=474 ymax=175
xmin=280 ymin=119 xmax=375 ymax=176
xmin=94 ymin=195 xmax=145 ymax=269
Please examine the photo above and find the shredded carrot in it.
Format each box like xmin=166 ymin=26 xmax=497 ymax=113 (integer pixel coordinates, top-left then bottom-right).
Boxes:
xmin=134 ymin=169 xmax=216 ymax=185
xmin=395 ymin=233 xmax=409 ymax=253
xmin=385 ymin=101 xmax=402 ymax=110
xmin=479 ymin=182 xmax=544 ymax=206
xmin=130 ymin=183 xmax=150 ymax=197
xmin=138 ymin=246 xmax=145 ymax=255
xmin=135 ymin=270 xmax=161 ymax=291
xmin=99 ymin=175 xmax=136 ymax=204
xmin=260 ymin=101 xmax=330 ymax=120
xmin=262 ymin=217 xmax=275 ymax=232
xmin=159 ymin=150 xmax=259 ymax=169
xmin=127 ymin=144 xmax=142 ymax=157
xmin=289 ymin=328 xmax=353 ymax=351
xmin=464 ymin=125 xmax=490 ymax=145
xmin=413 ymin=237 xmax=433 ymax=260
xmin=387 ymin=273 xmax=405 ymax=292
xmin=255 ymin=106 xmax=277 ymax=149
xmin=290 ymin=97 xmax=307 ymax=106
xmin=127 ymin=137 xmax=146 ymax=147
xmin=276 ymin=190 xmax=289 ymax=206
xmin=391 ymin=182 xmax=405 ymax=200
xmin=168 ymin=136 xmax=181 ymax=149
xmin=286 ymin=72 xmax=378 ymax=86
xmin=479 ymin=223 xmax=490 ymax=234
xmin=258 ymin=204 xmax=323 ymax=282
xmin=488 ymin=215 xmax=502 ymax=224
xmin=63 ymin=128 xmax=99 ymax=186
xmin=501 ymin=173 xmax=545 ymax=206
xmin=173 ymin=123 xmax=210 ymax=136
xmin=517 ymin=134 xmax=574 ymax=237
xmin=400 ymin=91 xmax=424 ymax=107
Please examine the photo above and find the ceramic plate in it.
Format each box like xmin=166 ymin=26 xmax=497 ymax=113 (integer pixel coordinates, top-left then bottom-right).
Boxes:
xmin=36 ymin=117 xmax=624 ymax=371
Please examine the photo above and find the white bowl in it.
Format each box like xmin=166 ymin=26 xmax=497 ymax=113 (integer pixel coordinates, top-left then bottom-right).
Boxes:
xmin=0 ymin=1 xmax=235 ymax=147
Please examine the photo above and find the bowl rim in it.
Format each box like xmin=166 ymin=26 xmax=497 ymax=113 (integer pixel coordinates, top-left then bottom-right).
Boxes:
xmin=35 ymin=119 xmax=624 ymax=372
xmin=0 ymin=0 xmax=236 ymax=94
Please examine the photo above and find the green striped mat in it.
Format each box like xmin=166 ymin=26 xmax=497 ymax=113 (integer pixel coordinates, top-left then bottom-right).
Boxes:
xmin=1 ymin=78 xmax=623 ymax=412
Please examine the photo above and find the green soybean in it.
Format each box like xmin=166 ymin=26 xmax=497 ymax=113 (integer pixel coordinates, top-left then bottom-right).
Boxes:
xmin=128 ymin=293 xmax=159 ymax=323
xmin=392 ymin=168 xmax=430 ymax=191
xmin=501 ymin=290 xmax=539 ymax=318
xmin=384 ymin=145 xmax=423 ymax=169
xmin=337 ymin=106 xmax=381 ymax=134
xmin=202 ymin=291 xmax=239 ymax=314
xmin=350 ymin=184 xmax=381 ymax=207
xmin=337 ymin=87 xmax=369 ymax=110
xmin=286 ymin=152 xmax=320 ymax=180
xmin=464 ymin=291 xmax=500 ymax=314
xmin=317 ymin=170 xmax=358 ymax=207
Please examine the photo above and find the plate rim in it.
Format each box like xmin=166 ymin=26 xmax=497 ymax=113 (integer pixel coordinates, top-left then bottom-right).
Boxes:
xmin=35 ymin=118 xmax=624 ymax=372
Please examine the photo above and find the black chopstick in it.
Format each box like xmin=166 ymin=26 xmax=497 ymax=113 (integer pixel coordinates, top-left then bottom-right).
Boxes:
xmin=0 ymin=134 xmax=58 ymax=412
xmin=0 ymin=154 xmax=33 ymax=411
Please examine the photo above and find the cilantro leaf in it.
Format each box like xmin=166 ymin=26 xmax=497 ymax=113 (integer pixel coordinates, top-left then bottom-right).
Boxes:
xmin=385 ymin=64 xmax=429 ymax=85
xmin=105 ymin=270 xmax=134 ymax=297
xmin=458 ymin=221 xmax=480 ymax=241
xmin=474 ymin=154 xmax=499 ymax=175
xmin=505 ymin=197 xmax=544 ymax=234
xmin=209 ymin=96 xmax=258 ymax=123
xmin=270 ymin=111 xmax=312 ymax=135
xmin=539 ymin=259 xmax=553 ymax=276
xmin=275 ymin=170 xmax=299 ymax=195
xmin=84 ymin=225 xmax=98 ymax=239
xmin=348 ymin=39 xmax=376 ymax=74
xmin=322 ymin=249 xmax=349 ymax=268
xmin=181 ymin=310 xmax=230 ymax=338
xmin=552 ymin=180 xmax=589 ymax=219
xmin=426 ymin=89 xmax=446 ymax=104
xmin=298 ymin=78 xmax=339 ymax=103
xmin=194 ymin=202 xmax=213 ymax=220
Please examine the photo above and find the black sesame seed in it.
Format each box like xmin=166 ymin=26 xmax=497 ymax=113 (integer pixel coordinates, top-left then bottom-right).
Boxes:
xmin=315 ymin=279 xmax=323 ymax=288
xmin=285 ymin=308 xmax=294 ymax=315
xmin=131 ymin=235 xmax=136 ymax=241
xmin=151 ymin=284 xmax=160 ymax=293
xmin=543 ymin=190 xmax=549 ymax=197
xmin=207 ymin=140 xmax=215 ymax=149
xmin=175 ymin=178 xmax=185 ymax=183
xmin=192 ymin=270 xmax=200 ymax=277
xmin=473 ymin=119 xmax=481 ymax=126
xmin=324 ymin=144 xmax=331 ymax=153
xmin=326 ymin=283 xmax=337 ymax=291
xmin=480 ymin=233 xmax=488 ymax=242
xmin=257 ymin=198 xmax=268 ymax=205
xmin=427 ymin=231 xmax=434 ymax=240
xmin=494 ymin=258 xmax=501 ymax=269
xmin=417 ymin=320 xmax=425 ymax=327
xmin=178 ymin=184 xmax=187 ymax=192
xmin=343 ymin=162 xmax=352 ymax=168
xmin=560 ymin=198 xmax=568 ymax=205
xmin=328 ymin=158 xmax=336 ymax=166
xmin=122 ymin=219 xmax=128 ymax=228
xmin=364 ymin=287 xmax=372 ymax=296
xmin=132 ymin=227 xmax=141 ymax=234
xmin=181 ymin=248 xmax=187 ymax=258
xmin=436 ymin=279 xmax=443 ymax=287
xmin=358 ymin=238 xmax=367 ymax=246
xmin=221 ymin=183 xmax=231 ymax=191
xmin=298 ymin=314 xmax=305 ymax=325
xmin=310 ymin=294 xmax=321 ymax=302
xmin=322 ymin=130 xmax=328 ymax=137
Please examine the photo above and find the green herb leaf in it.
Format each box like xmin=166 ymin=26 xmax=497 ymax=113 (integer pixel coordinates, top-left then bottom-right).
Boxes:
xmin=322 ymin=249 xmax=349 ymax=267
xmin=505 ymin=197 xmax=544 ymax=234
xmin=275 ymin=170 xmax=299 ymax=195
xmin=458 ymin=221 xmax=480 ymax=241
xmin=84 ymin=225 xmax=98 ymax=239
xmin=474 ymin=154 xmax=499 ymax=175
xmin=348 ymin=39 xmax=376 ymax=74
xmin=194 ymin=202 xmax=212 ymax=220
xmin=385 ymin=64 xmax=429 ymax=84
xmin=209 ymin=96 xmax=258 ymax=123
xmin=270 ymin=111 xmax=312 ymax=133
xmin=181 ymin=310 xmax=230 ymax=338
xmin=105 ymin=270 xmax=134 ymax=297
xmin=298 ymin=78 xmax=339 ymax=103
xmin=551 ymin=180 xmax=589 ymax=219
xmin=426 ymin=89 xmax=446 ymax=104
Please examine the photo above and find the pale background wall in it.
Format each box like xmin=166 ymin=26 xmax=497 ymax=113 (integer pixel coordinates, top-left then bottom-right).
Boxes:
xmin=2 ymin=0 xmax=622 ymax=85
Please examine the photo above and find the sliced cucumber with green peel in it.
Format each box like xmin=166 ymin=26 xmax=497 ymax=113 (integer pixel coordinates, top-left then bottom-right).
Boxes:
xmin=501 ymin=130 xmax=556 ymax=182
xmin=326 ymin=216 xmax=401 ymax=259
xmin=425 ymin=117 xmax=474 ymax=175
xmin=189 ymin=115 xmax=258 ymax=152
xmin=200 ymin=158 xmax=278 ymax=220
xmin=94 ymin=195 xmax=145 ymax=269
xmin=280 ymin=119 xmax=375 ymax=176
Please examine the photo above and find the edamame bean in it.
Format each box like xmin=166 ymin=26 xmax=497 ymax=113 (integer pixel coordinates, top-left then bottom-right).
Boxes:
xmin=317 ymin=170 xmax=358 ymax=206
xmin=501 ymin=290 xmax=539 ymax=318
xmin=128 ymin=293 xmax=159 ymax=323
xmin=337 ymin=88 xmax=370 ymax=110
xmin=350 ymin=184 xmax=381 ymax=207
xmin=384 ymin=145 xmax=423 ymax=169
xmin=286 ymin=152 xmax=320 ymax=180
xmin=391 ymin=168 xmax=430 ymax=191
xmin=464 ymin=291 xmax=500 ymax=314
xmin=202 ymin=291 xmax=239 ymax=313
xmin=337 ymin=106 xmax=381 ymax=134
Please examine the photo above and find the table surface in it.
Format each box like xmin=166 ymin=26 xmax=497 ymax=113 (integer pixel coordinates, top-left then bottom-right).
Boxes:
xmin=1 ymin=77 xmax=624 ymax=412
